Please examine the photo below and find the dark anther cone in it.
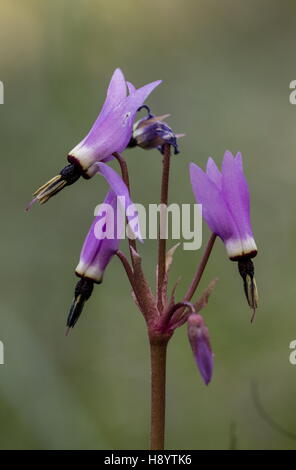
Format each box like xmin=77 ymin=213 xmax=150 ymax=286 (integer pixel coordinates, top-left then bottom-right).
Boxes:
xmin=238 ymin=258 xmax=259 ymax=321
xmin=66 ymin=278 xmax=94 ymax=330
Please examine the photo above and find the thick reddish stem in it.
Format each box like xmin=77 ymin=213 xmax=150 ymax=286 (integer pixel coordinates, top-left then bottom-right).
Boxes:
xmin=150 ymin=337 xmax=168 ymax=450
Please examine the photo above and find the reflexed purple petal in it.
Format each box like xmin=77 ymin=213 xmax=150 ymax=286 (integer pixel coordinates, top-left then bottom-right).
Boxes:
xmin=189 ymin=162 xmax=240 ymax=242
xmin=195 ymin=334 xmax=213 ymax=385
xmin=206 ymin=157 xmax=222 ymax=189
xmin=128 ymin=81 xmax=162 ymax=112
xmin=78 ymin=216 xmax=103 ymax=268
xmin=99 ymin=68 xmax=127 ymax=120
xmin=234 ymin=151 xmax=250 ymax=218
xmin=68 ymin=72 xmax=161 ymax=174
xmin=95 ymin=162 xmax=133 ymax=211
xmin=234 ymin=151 xmax=243 ymax=171
xmin=92 ymin=193 xmax=120 ymax=275
xmin=127 ymin=81 xmax=136 ymax=94
xmin=84 ymin=80 xmax=161 ymax=167
xmin=79 ymin=189 xmax=116 ymax=264
xmin=91 ymin=80 xmax=162 ymax=156
xmin=76 ymin=190 xmax=119 ymax=282
xmin=221 ymin=151 xmax=253 ymax=240
xmin=95 ymin=162 xmax=142 ymax=241
xmin=79 ymin=69 xmax=127 ymax=146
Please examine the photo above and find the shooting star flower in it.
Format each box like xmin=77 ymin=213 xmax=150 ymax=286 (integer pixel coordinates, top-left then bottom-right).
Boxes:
xmin=66 ymin=166 xmax=140 ymax=329
xmin=27 ymin=69 xmax=161 ymax=208
xmin=189 ymin=151 xmax=258 ymax=318
xmin=67 ymin=190 xmax=119 ymax=329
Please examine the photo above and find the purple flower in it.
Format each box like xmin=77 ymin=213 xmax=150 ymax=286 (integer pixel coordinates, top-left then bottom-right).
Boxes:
xmin=67 ymin=164 xmax=141 ymax=329
xmin=128 ymin=105 xmax=184 ymax=155
xmin=190 ymin=151 xmax=259 ymax=316
xmin=75 ymin=190 xmax=120 ymax=280
xmin=189 ymin=151 xmax=257 ymax=261
xmin=187 ymin=314 xmax=213 ymax=385
xmin=27 ymin=69 xmax=161 ymax=208
xmin=67 ymin=191 xmax=120 ymax=328
xmin=68 ymin=69 xmax=162 ymax=177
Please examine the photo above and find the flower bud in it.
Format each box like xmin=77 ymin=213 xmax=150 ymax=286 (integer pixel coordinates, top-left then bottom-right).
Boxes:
xmin=128 ymin=106 xmax=183 ymax=155
xmin=187 ymin=314 xmax=213 ymax=385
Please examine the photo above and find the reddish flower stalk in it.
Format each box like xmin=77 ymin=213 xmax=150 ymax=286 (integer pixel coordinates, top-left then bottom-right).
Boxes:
xmin=157 ymin=144 xmax=171 ymax=312
xmin=184 ymin=233 xmax=217 ymax=303
xmin=112 ymin=152 xmax=138 ymax=260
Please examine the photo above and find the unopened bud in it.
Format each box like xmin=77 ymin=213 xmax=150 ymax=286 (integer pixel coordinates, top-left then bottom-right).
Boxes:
xmin=128 ymin=106 xmax=183 ymax=155
xmin=187 ymin=314 xmax=213 ymax=385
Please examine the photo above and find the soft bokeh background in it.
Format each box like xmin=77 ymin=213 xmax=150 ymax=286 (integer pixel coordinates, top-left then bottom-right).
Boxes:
xmin=0 ymin=0 xmax=296 ymax=450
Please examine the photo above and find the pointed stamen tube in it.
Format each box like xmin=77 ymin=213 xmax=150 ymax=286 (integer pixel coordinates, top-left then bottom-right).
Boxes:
xmin=66 ymin=277 xmax=94 ymax=329
xmin=238 ymin=258 xmax=259 ymax=320
xmin=26 ymin=163 xmax=82 ymax=210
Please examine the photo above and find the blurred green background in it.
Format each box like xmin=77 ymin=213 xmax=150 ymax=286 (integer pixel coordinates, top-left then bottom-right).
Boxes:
xmin=1 ymin=0 xmax=296 ymax=450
